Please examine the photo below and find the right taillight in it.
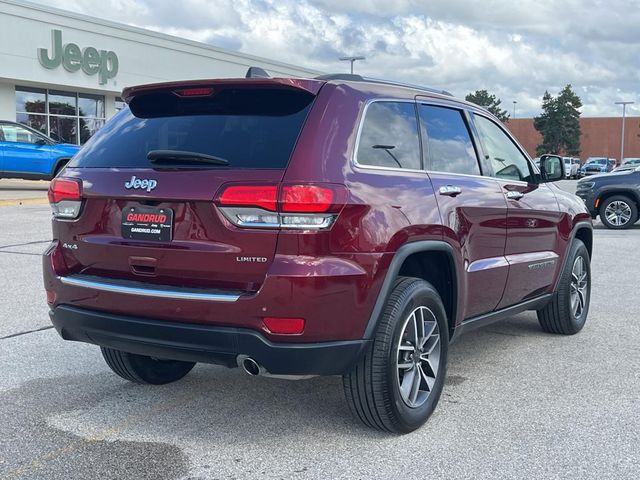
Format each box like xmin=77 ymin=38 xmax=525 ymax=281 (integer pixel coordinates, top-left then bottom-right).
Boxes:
xmin=48 ymin=178 xmax=82 ymax=219
xmin=216 ymin=183 xmax=346 ymax=229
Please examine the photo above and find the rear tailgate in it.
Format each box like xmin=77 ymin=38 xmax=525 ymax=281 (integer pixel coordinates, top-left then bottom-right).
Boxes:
xmin=57 ymin=167 xmax=283 ymax=291
xmin=54 ymin=79 xmax=323 ymax=292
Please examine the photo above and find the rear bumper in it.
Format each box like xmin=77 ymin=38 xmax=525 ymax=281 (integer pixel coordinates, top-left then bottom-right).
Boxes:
xmin=50 ymin=305 xmax=369 ymax=376
xmin=43 ymin=242 xmax=389 ymax=343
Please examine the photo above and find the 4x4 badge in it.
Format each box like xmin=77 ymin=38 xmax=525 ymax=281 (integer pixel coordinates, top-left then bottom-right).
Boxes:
xmin=124 ymin=175 xmax=157 ymax=192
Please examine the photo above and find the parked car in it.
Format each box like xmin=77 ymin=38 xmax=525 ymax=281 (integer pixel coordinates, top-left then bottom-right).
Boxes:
xmin=612 ymin=160 xmax=640 ymax=172
xmin=43 ymin=72 xmax=593 ymax=433
xmin=563 ymin=156 xmax=580 ymax=179
xmin=621 ymin=158 xmax=640 ymax=167
xmin=0 ymin=121 xmax=79 ymax=180
xmin=576 ymin=166 xmax=640 ymax=229
xmin=580 ymin=157 xmax=615 ymax=176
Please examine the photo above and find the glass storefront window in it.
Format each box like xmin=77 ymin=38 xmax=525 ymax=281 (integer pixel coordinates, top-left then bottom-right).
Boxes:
xmin=79 ymin=94 xmax=105 ymax=118
xmin=48 ymin=90 xmax=77 ymax=116
xmin=79 ymin=118 xmax=105 ymax=144
xmin=15 ymin=87 xmax=106 ymax=145
xmin=115 ymin=97 xmax=126 ymax=112
xmin=16 ymin=112 xmax=48 ymax=135
xmin=49 ymin=116 xmax=78 ymax=145
xmin=15 ymin=87 xmax=46 ymax=114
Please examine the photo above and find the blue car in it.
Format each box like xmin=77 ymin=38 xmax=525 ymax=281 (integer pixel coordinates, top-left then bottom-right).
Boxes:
xmin=0 ymin=121 xmax=80 ymax=180
xmin=580 ymin=157 xmax=615 ymax=176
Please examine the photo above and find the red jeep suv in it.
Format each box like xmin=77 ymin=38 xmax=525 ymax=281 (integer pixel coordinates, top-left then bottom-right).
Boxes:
xmin=43 ymin=72 xmax=593 ymax=433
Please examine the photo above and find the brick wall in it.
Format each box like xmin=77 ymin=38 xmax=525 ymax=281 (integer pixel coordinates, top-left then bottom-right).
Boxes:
xmin=505 ymin=117 xmax=640 ymax=162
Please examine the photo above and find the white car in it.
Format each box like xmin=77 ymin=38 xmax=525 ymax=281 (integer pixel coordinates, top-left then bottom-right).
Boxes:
xmin=563 ymin=157 xmax=580 ymax=179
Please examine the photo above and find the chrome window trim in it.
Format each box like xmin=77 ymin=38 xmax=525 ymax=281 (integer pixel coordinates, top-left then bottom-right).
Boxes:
xmin=352 ymin=98 xmax=424 ymax=174
xmin=58 ymin=275 xmax=241 ymax=302
xmin=426 ymin=169 xmax=502 ymax=181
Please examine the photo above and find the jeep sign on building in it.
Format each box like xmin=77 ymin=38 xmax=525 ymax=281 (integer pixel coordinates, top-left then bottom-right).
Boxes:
xmin=0 ymin=0 xmax=319 ymax=145
xmin=38 ymin=30 xmax=119 ymax=85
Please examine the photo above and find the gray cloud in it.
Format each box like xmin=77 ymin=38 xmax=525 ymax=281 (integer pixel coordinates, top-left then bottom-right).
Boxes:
xmin=33 ymin=0 xmax=640 ymax=117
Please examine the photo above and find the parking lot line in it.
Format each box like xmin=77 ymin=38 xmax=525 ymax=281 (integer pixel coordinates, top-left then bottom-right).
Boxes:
xmin=0 ymin=198 xmax=49 ymax=207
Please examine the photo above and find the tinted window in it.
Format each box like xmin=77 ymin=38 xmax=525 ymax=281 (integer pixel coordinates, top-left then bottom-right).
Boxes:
xmin=418 ymin=105 xmax=480 ymax=175
xmin=0 ymin=124 xmax=42 ymax=144
xmin=473 ymin=114 xmax=533 ymax=182
xmin=356 ymin=102 xmax=421 ymax=170
xmin=70 ymin=88 xmax=314 ymax=169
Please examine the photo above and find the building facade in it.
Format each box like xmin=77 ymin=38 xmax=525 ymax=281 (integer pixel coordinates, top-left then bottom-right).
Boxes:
xmin=507 ymin=117 xmax=640 ymax=162
xmin=0 ymin=0 xmax=320 ymax=145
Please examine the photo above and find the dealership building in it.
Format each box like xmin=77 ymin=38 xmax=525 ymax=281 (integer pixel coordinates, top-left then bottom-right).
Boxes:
xmin=0 ymin=0 xmax=319 ymax=145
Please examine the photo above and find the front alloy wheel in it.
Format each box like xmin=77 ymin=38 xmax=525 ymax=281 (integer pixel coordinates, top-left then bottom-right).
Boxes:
xmin=600 ymin=195 xmax=638 ymax=229
xmin=570 ymin=256 xmax=588 ymax=319
xmin=537 ymin=239 xmax=591 ymax=335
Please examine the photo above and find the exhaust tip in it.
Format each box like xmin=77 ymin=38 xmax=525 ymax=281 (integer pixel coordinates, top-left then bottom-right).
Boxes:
xmin=240 ymin=357 xmax=260 ymax=376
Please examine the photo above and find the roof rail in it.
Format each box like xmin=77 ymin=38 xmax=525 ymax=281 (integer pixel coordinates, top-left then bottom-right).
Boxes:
xmin=314 ymin=73 xmax=453 ymax=97
xmin=315 ymin=73 xmax=364 ymax=81
xmin=245 ymin=66 xmax=270 ymax=79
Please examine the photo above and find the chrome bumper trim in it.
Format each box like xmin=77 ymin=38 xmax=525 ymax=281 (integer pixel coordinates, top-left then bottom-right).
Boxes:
xmin=58 ymin=275 xmax=241 ymax=302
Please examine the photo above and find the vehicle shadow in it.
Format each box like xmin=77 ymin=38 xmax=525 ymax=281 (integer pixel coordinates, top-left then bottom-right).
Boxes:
xmin=1 ymin=311 xmax=558 ymax=479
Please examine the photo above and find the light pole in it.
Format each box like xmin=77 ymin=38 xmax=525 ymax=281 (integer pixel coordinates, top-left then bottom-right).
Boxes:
xmin=615 ymin=101 xmax=634 ymax=165
xmin=512 ymin=100 xmax=517 ymax=119
xmin=339 ymin=56 xmax=365 ymax=74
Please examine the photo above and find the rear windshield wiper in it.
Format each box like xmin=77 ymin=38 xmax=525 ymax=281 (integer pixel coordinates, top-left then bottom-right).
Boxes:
xmin=147 ymin=150 xmax=230 ymax=166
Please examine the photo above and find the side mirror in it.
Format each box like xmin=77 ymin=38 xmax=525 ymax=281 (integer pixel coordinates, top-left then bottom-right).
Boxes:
xmin=539 ymin=154 xmax=563 ymax=182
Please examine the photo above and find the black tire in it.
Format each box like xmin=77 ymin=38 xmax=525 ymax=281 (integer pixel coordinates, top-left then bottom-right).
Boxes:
xmin=599 ymin=195 xmax=638 ymax=230
xmin=342 ymin=277 xmax=449 ymax=433
xmin=537 ymin=239 xmax=590 ymax=335
xmin=101 ymin=347 xmax=195 ymax=385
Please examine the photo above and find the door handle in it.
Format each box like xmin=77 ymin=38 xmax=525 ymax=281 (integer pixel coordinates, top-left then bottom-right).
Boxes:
xmin=439 ymin=185 xmax=462 ymax=196
xmin=506 ymin=191 xmax=524 ymax=200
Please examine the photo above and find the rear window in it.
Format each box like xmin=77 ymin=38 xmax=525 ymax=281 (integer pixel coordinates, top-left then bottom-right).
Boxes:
xmin=69 ymin=88 xmax=314 ymax=169
xmin=356 ymin=101 xmax=421 ymax=170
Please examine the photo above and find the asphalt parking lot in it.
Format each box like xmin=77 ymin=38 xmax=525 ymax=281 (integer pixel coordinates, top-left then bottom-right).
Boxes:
xmin=0 ymin=180 xmax=638 ymax=479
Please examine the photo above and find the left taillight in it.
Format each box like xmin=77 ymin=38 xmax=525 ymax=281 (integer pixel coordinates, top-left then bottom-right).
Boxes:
xmin=216 ymin=183 xmax=347 ymax=230
xmin=48 ymin=177 xmax=82 ymax=219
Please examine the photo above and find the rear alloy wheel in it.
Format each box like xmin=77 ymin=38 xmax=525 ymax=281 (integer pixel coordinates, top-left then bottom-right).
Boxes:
xmin=343 ymin=277 xmax=448 ymax=433
xmin=600 ymin=195 xmax=638 ymax=229
xmin=101 ymin=347 xmax=195 ymax=385
xmin=396 ymin=306 xmax=442 ymax=409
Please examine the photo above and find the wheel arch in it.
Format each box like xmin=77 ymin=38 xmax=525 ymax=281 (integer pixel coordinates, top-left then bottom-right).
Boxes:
xmin=574 ymin=225 xmax=593 ymax=259
xmin=597 ymin=188 xmax=640 ymax=213
xmin=51 ymin=157 xmax=71 ymax=179
xmin=363 ymin=241 xmax=460 ymax=341
xmin=553 ymin=220 xmax=593 ymax=292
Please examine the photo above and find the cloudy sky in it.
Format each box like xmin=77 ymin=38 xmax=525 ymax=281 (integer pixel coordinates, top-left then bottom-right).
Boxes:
xmin=33 ymin=0 xmax=639 ymax=117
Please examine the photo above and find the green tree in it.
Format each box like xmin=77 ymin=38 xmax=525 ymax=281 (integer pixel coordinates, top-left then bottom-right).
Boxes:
xmin=534 ymin=84 xmax=582 ymax=156
xmin=465 ymin=89 xmax=510 ymax=122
